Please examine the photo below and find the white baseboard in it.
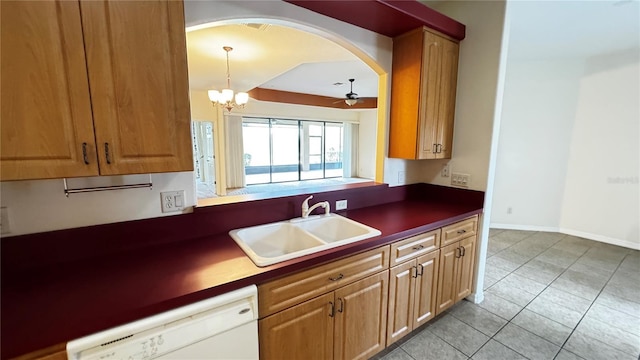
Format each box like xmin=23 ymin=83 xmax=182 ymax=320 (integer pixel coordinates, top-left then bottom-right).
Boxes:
xmin=559 ymin=228 xmax=640 ymax=251
xmin=489 ymin=223 xmax=639 ymax=250
xmin=490 ymin=223 xmax=560 ymax=232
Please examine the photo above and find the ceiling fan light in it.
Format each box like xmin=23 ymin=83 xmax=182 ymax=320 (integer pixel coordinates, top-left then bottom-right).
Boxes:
xmin=235 ymin=92 xmax=249 ymax=105
xmin=345 ymin=98 xmax=357 ymax=106
xmin=221 ymin=89 xmax=234 ymax=103
xmin=208 ymin=90 xmax=220 ymax=103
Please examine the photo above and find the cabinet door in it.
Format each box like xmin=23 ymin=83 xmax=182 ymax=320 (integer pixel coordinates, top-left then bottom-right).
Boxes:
xmin=334 ymin=270 xmax=389 ymax=360
xmin=436 ymin=242 xmax=458 ymax=315
xmin=80 ymin=0 xmax=193 ymax=175
xmin=0 ymin=1 xmax=99 ymax=180
xmin=456 ymin=236 xmax=477 ymax=301
xmin=413 ymin=250 xmax=440 ymax=328
xmin=259 ymin=293 xmax=334 ymax=360
xmin=386 ymin=261 xmax=416 ymax=346
xmin=435 ymin=38 xmax=459 ymax=160
xmin=417 ymin=31 xmax=443 ymax=160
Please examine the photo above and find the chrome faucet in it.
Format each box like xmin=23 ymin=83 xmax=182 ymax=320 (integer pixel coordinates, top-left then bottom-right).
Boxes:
xmin=302 ymin=195 xmax=330 ymax=218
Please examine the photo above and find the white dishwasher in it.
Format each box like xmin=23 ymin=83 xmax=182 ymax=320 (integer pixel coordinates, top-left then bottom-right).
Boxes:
xmin=67 ymin=285 xmax=259 ymax=360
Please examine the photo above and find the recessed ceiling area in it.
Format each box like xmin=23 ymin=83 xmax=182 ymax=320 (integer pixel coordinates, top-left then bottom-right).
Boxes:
xmin=185 ymin=23 xmax=378 ymax=100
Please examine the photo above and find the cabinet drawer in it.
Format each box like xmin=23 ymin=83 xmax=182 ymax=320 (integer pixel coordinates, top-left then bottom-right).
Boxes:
xmin=258 ymin=246 xmax=390 ymax=317
xmin=441 ymin=216 xmax=478 ymax=247
xmin=390 ymin=229 xmax=440 ymax=265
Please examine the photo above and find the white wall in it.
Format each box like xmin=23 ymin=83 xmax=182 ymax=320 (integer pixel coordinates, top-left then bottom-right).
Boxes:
xmin=491 ymin=59 xmax=584 ymax=229
xmin=491 ymin=47 xmax=640 ymax=249
xmin=358 ymin=109 xmax=377 ymax=179
xmin=418 ymin=1 xmax=507 ymax=193
xmin=0 ymin=172 xmax=195 ymax=236
xmin=560 ymin=49 xmax=639 ymax=248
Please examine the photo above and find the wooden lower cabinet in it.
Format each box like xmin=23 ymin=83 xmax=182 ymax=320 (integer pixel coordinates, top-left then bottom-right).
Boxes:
xmin=436 ymin=235 xmax=477 ymax=315
xmin=259 ymin=271 xmax=389 ymax=360
xmin=387 ymin=250 xmax=439 ymax=346
xmin=259 ymin=293 xmax=334 ymax=360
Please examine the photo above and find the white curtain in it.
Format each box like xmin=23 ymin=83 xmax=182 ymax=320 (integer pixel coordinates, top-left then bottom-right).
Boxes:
xmin=225 ymin=114 xmax=246 ymax=189
xmin=343 ymin=123 xmax=359 ymax=178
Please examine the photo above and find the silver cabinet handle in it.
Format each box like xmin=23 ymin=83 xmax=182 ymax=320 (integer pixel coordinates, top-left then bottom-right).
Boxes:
xmin=329 ymin=273 xmax=344 ymax=281
xmin=455 ymin=247 xmax=461 ymax=258
xmin=82 ymin=143 xmax=90 ymax=164
xmin=329 ymin=302 xmax=335 ymax=317
xmin=337 ymin=298 xmax=344 ymax=313
xmin=104 ymin=142 xmax=112 ymax=164
xmin=412 ymin=244 xmax=425 ymax=251
xmin=433 ymin=144 xmax=438 ymax=153
xmin=461 ymin=246 xmax=466 ymax=257
xmin=417 ymin=264 xmax=424 ymax=276
xmin=457 ymin=229 xmax=467 ymax=234
xmin=412 ymin=265 xmax=418 ymax=278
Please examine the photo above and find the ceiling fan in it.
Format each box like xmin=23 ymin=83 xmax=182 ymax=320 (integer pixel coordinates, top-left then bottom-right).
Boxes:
xmin=343 ymin=78 xmax=360 ymax=106
xmin=333 ymin=78 xmax=363 ymax=106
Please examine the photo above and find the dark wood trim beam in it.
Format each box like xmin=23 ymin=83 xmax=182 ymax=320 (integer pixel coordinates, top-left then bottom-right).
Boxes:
xmin=248 ymin=87 xmax=377 ymax=109
xmin=283 ymin=0 xmax=466 ymax=40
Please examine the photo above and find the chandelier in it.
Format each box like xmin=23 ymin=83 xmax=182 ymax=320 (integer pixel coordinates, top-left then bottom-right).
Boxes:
xmin=208 ymin=46 xmax=249 ymax=112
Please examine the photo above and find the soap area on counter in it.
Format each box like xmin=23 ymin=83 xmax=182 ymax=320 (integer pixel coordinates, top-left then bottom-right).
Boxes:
xmin=1 ymin=183 xmax=483 ymax=359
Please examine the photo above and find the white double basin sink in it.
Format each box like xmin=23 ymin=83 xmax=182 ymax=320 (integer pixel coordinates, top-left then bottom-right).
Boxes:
xmin=229 ymin=213 xmax=381 ymax=267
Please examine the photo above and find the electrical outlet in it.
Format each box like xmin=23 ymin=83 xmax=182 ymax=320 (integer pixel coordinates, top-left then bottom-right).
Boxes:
xmin=451 ymin=173 xmax=470 ymax=188
xmin=398 ymin=171 xmax=406 ymax=184
xmin=507 ymin=207 xmax=513 ymax=214
xmin=161 ymin=190 xmax=185 ymax=213
xmin=1 ymin=207 xmax=10 ymax=234
xmin=336 ymin=200 xmax=348 ymax=211
xmin=441 ymin=164 xmax=450 ymax=177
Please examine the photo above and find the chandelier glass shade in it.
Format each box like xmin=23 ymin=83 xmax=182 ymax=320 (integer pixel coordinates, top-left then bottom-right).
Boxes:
xmin=209 ymin=46 xmax=248 ymax=112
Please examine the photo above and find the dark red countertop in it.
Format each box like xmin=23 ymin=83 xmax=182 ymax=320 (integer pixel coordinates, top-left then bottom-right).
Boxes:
xmin=1 ymin=183 xmax=483 ymax=359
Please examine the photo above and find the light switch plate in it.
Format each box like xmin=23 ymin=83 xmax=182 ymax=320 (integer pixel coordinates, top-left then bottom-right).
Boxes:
xmin=161 ymin=191 xmax=185 ymax=213
xmin=451 ymin=173 xmax=470 ymax=188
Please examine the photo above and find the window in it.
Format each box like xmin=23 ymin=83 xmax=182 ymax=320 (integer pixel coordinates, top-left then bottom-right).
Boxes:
xmin=242 ymin=117 xmax=346 ymax=185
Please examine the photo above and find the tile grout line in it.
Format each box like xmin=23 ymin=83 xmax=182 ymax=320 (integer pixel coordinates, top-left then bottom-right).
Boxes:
xmin=473 ymin=233 xmax=595 ymax=359
xmin=551 ymin=252 xmax=634 ymax=360
xmin=459 ymin=231 xmax=565 ymax=359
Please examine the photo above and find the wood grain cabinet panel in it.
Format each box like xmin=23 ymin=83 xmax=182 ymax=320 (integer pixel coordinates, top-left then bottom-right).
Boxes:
xmin=441 ymin=215 xmax=478 ymax=247
xmin=436 ymin=230 xmax=477 ymax=314
xmin=0 ymin=0 xmax=193 ymax=181
xmin=413 ymin=250 xmax=440 ymax=328
xmin=386 ymin=261 xmax=416 ymax=345
xmin=389 ymin=27 xmax=460 ymax=160
xmin=259 ymin=293 xmax=334 ymax=360
xmin=334 ymin=271 xmax=388 ymax=360
xmin=390 ymin=229 xmax=440 ymax=265
xmin=81 ymin=0 xmax=192 ymax=175
xmin=0 ymin=1 xmax=99 ymax=180
xmin=259 ymin=247 xmax=390 ymax=360
xmin=259 ymin=246 xmax=390 ymax=318
xmin=387 ymin=249 xmax=440 ymax=346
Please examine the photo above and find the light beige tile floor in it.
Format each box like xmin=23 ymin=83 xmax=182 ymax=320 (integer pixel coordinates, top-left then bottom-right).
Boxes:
xmin=375 ymin=229 xmax=640 ymax=360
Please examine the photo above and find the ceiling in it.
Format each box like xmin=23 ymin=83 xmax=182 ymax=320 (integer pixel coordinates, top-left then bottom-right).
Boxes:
xmin=185 ymin=23 xmax=379 ymax=99
xmin=507 ymin=0 xmax=640 ymax=60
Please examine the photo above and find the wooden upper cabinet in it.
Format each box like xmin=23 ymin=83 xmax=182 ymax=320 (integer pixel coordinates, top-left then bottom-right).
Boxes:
xmin=389 ymin=27 xmax=460 ymax=160
xmin=0 ymin=0 xmax=193 ymax=181
xmin=80 ymin=1 xmax=192 ymax=175
xmin=0 ymin=1 xmax=99 ymax=180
